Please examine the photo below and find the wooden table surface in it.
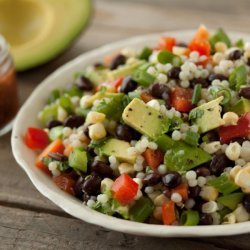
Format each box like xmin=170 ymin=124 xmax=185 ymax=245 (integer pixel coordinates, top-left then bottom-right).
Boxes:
xmin=1 ymin=0 xmax=250 ymax=249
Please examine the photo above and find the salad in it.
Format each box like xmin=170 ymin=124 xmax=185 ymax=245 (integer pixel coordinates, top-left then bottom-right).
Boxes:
xmin=25 ymin=26 xmax=250 ymax=226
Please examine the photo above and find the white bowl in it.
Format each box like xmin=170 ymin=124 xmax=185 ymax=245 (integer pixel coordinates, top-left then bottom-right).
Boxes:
xmin=12 ymin=30 xmax=250 ymax=237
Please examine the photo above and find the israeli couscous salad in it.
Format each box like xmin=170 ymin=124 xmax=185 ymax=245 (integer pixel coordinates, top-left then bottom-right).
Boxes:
xmin=24 ymin=26 xmax=250 ymax=226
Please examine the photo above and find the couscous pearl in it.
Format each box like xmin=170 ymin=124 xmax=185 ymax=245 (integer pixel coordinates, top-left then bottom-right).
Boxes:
xmin=158 ymin=164 xmax=167 ymax=175
xmin=136 ymin=172 xmax=146 ymax=179
xmin=180 ymin=80 xmax=190 ymax=88
xmin=62 ymin=127 xmax=72 ymax=137
xmin=145 ymin=186 xmax=154 ymax=194
xmin=185 ymin=170 xmax=197 ymax=180
xmin=157 ymin=73 xmax=167 ymax=84
xmin=171 ymin=192 xmax=182 ymax=203
xmin=172 ymin=130 xmax=182 ymax=141
xmin=134 ymin=163 xmax=143 ymax=172
xmin=97 ymin=194 xmax=109 ymax=204
xmin=188 ymin=179 xmax=198 ymax=187
xmin=202 ymin=201 xmax=218 ymax=214
xmin=86 ymin=200 xmax=96 ymax=208
xmin=148 ymin=142 xmax=158 ymax=150
xmin=197 ymin=176 xmax=207 ymax=187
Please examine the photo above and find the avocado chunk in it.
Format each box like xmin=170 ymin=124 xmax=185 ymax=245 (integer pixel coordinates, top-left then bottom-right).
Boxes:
xmin=107 ymin=60 xmax=144 ymax=80
xmin=68 ymin=148 xmax=88 ymax=172
xmin=164 ymin=140 xmax=211 ymax=173
xmin=122 ymin=98 xmax=170 ymax=140
xmin=189 ymin=96 xmax=224 ymax=133
xmin=93 ymin=93 xmax=125 ymax=121
xmin=227 ymin=98 xmax=250 ymax=115
xmin=0 ymin=0 xmax=92 ymax=71
xmin=99 ymin=138 xmax=136 ymax=164
xmin=84 ymin=67 xmax=110 ymax=85
xmin=49 ymin=126 xmax=63 ymax=141
xmin=217 ymin=193 xmax=244 ymax=210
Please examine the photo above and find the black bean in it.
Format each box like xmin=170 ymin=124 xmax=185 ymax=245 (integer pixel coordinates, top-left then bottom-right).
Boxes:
xmin=91 ymin=161 xmax=113 ymax=178
xmin=93 ymin=62 xmax=104 ymax=68
xmin=63 ymin=115 xmax=84 ymax=128
xmin=167 ymin=67 xmax=181 ymax=79
xmin=162 ymin=172 xmax=181 ymax=188
xmin=176 ymin=42 xmax=187 ymax=47
xmin=242 ymin=194 xmax=250 ymax=213
xmin=163 ymin=187 xmax=172 ymax=198
xmin=47 ymin=120 xmax=63 ymax=129
xmin=208 ymin=74 xmax=228 ymax=83
xmin=110 ymin=54 xmax=126 ymax=70
xmin=228 ymin=50 xmax=242 ymax=60
xmin=82 ymin=175 xmax=102 ymax=195
xmin=190 ymin=78 xmax=210 ymax=88
xmin=76 ymin=76 xmax=94 ymax=91
xmin=151 ymin=83 xmax=170 ymax=98
xmin=119 ymin=77 xmax=138 ymax=94
xmin=82 ymin=193 xmax=91 ymax=202
xmin=74 ymin=176 xmax=84 ymax=199
xmin=210 ymin=154 xmax=233 ymax=176
xmin=193 ymin=197 xmax=206 ymax=212
xmin=86 ymin=146 xmax=96 ymax=157
xmin=188 ymin=186 xmax=201 ymax=198
xmin=143 ymin=173 xmax=161 ymax=186
xmin=247 ymin=58 xmax=250 ymax=66
xmin=199 ymin=213 xmax=213 ymax=225
xmin=48 ymin=152 xmax=68 ymax=162
xmin=162 ymin=91 xmax=171 ymax=108
xmin=239 ymin=87 xmax=250 ymax=99
xmin=195 ymin=166 xmax=211 ymax=177
xmin=83 ymin=127 xmax=89 ymax=138
xmin=205 ymin=130 xmax=219 ymax=142
xmin=116 ymin=123 xmax=140 ymax=141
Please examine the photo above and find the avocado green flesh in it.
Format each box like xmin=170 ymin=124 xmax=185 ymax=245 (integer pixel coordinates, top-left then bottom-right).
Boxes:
xmin=122 ymin=98 xmax=170 ymax=140
xmin=164 ymin=140 xmax=211 ymax=173
xmin=189 ymin=96 xmax=224 ymax=133
xmin=227 ymin=98 xmax=250 ymax=115
xmin=100 ymin=138 xmax=136 ymax=164
xmin=0 ymin=0 xmax=92 ymax=71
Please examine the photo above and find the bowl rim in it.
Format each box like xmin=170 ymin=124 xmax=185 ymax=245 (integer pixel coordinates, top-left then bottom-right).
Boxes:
xmin=12 ymin=29 xmax=250 ymax=237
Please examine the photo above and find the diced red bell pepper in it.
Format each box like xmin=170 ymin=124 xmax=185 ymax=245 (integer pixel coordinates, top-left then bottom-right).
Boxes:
xmin=53 ymin=174 xmax=76 ymax=195
xmin=219 ymin=112 xmax=250 ymax=144
xmin=141 ymin=91 xmax=154 ymax=103
xmin=162 ymin=201 xmax=176 ymax=225
xmin=36 ymin=139 xmax=65 ymax=175
xmin=96 ymin=77 xmax=123 ymax=92
xmin=143 ymin=148 xmax=164 ymax=170
xmin=188 ymin=25 xmax=211 ymax=56
xmin=171 ymin=183 xmax=188 ymax=201
xmin=157 ymin=37 xmax=176 ymax=52
xmin=25 ymin=127 xmax=49 ymax=150
xmin=170 ymin=87 xmax=193 ymax=113
xmin=112 ymin=173 xmax=139 ymax=205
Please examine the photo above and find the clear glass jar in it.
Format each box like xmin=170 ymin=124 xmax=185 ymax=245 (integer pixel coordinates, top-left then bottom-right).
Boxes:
xmin=0 ymin=34 xmax=19 ymax=136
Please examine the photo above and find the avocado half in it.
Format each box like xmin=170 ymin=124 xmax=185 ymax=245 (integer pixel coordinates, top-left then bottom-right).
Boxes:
xmin=0 ymin=0 xmax=92 ymax=71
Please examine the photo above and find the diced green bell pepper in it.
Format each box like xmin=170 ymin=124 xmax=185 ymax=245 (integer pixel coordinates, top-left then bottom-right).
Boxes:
xmin=217 ymin=192 xmax=244 ymax=210
xmin=208 ymin=174 xmax=240 ymax=195
xmin=129 ymin=197 xmax=154 ymax=222
xmin=39 ymin=103 xmax=58 ymax=126
xmin=48 ymin=89 xmax=61 ymax=104
xmin=180 ymin=210 xmax=200 ymax=226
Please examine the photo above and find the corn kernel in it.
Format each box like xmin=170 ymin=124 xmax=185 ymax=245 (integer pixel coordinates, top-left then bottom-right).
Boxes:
xmin=200 ymin=186 xmax=219 ymax=201
xmin=118 ymin=163 xmax=134 ymax=175
xmin=172 ymin=46 xmax=190 ymax=56
xmin=223 ymin=213 xmax=236 ymax=224
xmin=100 ymin=178 xmax=114 ymax=194
xmin=86 ymin=111 xmax=106 ymax=124
xmin=88 ymin=123 xmax=106 ymax=140
xmin=223 ymin=112 xmax=239 ymax=126
xmin=215 ymin=42 xmax=228 ymax=53
xmin=153 ymin=206 xmax=163 ymax=221
xmin=234 ymin=204 xmax=250 ymax=222
xmin=154 ymin=194 xmax=169 ymax=206
xmin=225 ymin=142 xmax=241 ymax=161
